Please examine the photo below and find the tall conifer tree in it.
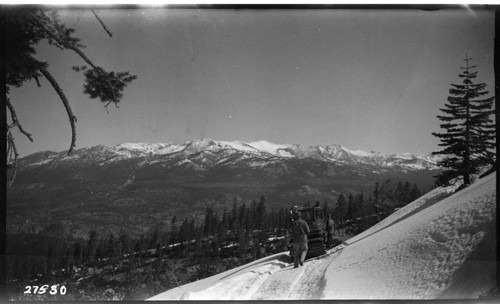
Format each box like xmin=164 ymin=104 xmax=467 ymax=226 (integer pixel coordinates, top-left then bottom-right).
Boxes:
xmin=334 ymin=194 xmax=348 ymax=224
xmin=432 ymin=53 xmax=495 ymax=185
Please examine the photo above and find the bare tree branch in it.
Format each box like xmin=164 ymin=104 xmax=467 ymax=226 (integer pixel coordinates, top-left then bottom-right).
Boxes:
xmin=7 ymin=131 xmax=19 ymax=187
xmin=104 ymin=100 xmax=120 ymax=113
xmin=71 ymin=9 xmax=84 ymax=27
xmin=91 ymin=9 xmax=113 ymax=37
xmin=7 ymin=131 xmax=19 ymax=164
xmin=34 ymin=11 xmax=120 ymax=104
xmin=39 ymin=66 xmax=77 ymax=155
xmin=6 ymin=97 xmax=34 ymax=142
xmin=166 ymin=260 xmax=181 ymax=287
xmin=34 ymin=74 xmax=41 ymax=87
xmin=69 ymin=44 xmax=98 ymax=69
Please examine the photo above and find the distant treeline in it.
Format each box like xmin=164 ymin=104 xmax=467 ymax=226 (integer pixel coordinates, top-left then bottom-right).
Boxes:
xmin=7 ymin=179 xmax=421 ymax=299
xmin=331 ymin=180 xmax=421 ymax=233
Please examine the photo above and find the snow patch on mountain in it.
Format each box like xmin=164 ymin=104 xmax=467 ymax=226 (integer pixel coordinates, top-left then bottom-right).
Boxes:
xmin=400 ymin=163 xmax=429 ymax=170
xmin=248 ymin=140 xmax=293 ymax=157
xmin=60 ymin=154 xmax=81 ymax=161
xmin=397 ymin=152 xmax=415 ymax=160
xmin=116 ymin=142 xmax=183 ymax=155
xmin=345 ymin=148 xmax=376 ymax=158
xmin=176 ymin=159 xmax=193 ymax=166
xmin=26 ymin=158 xmax=54 ymax=167
xmin=219 ymin=140 xmax=261 ymax=154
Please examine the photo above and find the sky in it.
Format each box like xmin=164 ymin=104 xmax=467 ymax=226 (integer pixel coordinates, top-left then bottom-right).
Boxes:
xmin=8 ymin=6 xmax=495 ymax=157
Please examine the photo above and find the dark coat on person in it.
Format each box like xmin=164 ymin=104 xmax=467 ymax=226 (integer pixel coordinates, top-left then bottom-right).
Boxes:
xmin=291 ymin=218 xmax=310 ymax=244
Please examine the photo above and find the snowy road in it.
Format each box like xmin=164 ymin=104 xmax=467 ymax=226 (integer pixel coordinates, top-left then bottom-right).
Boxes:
xmin=252 ymin=249 xmax=344 ymax=300
xmin=151 ymin=245 xmax=347 ymax=301
xmin=178 ymin=249 xmax=345 ymax=300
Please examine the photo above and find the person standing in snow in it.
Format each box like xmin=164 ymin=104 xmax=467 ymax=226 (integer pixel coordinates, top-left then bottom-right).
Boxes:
xmin=291 ymin=211 xmax=310 ymax=268
xmin=326 ymin=214 xmax=336 ymax=249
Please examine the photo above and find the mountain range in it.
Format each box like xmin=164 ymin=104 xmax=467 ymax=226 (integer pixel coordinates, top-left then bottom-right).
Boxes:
xmin=7 ymin=139 xmax=443 ymax=239
xmin=18 ymin=139 xmax=442 ymax=169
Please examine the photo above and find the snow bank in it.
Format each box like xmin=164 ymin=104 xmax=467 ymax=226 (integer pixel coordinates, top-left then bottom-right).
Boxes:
xmin=147 ymin=253 xmax=288 ymax=300
xmin=180 ymin=261 xmax=288 ymax=300
xmin=322 ymin=172 xmax=496 ymax=299
xmin=352 ymin=181 xmax=461 ymax=242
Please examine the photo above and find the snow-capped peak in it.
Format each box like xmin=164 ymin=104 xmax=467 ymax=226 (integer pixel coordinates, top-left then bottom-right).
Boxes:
xmin=343 ymin=147 xmax=376 ymax=158
xmin=395 ymin=152 xmax=415 ymax=160
xmin=81 ymin=139 xmax=441 ymax=170
xmin=115 ymin=142 xmax=183 ymax=155
xmin=218 ymin=140 xmax=261 ymax=153
xmin=248 ymin=140 xmax=292 ymax=156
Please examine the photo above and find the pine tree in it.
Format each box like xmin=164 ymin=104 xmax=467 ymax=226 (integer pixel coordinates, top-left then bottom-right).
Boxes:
xmin=149 ymin=228 xmax=160 ymax=249
xmin=355 ymin=193 xmax=365 ymax=220
xmin=118 ymin=232 xmax=131 ymax=257
xmin=409 ymin=183 xmax=421 ymax=201
xmin=373 ymin=182 xmax=380 ymax=206
xmin=73 ymin=242 xmax=83 ymax=266
xmin=403 ymin=182 xmax=412 ymax=204
xmin=221 ymin=207 xmax=230 ymax=232
xmin=107 ymin=232 xmax=117 ymax=257
xmin=5 ymin=8 xmax=137 ymax=186
xmin=239 ymin=203 xmax=248 ymax=230
xmin=346 ymin=194 xmax=355 ymax=221
xmin=323 ymin=199 xmax=333 ymax=218
xmin=334 ymin=194 xmax=348 ymax=224
xmin=87 ymin=230 xmax=98 ymax=263
xmin=256 ymin=196 xmax=266 ymax=230
xmin=395 ymin=182 xmax=404 ymax=207
xmin=203 ymin=206 xmax=215 ymax=235
xmin=250 ymin=200 xmax=258 ymax=230
xmin=230 ymin=200 xmax=238 ymax=230
xmin=432 ymin=53 xmax=495 ymax=185
xmin=278 ymin=208 xmax=286 ymax=230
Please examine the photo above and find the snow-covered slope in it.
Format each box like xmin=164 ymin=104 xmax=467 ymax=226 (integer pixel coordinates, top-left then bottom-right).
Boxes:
xmin=148 ymin=172 xmax=496 ymax=300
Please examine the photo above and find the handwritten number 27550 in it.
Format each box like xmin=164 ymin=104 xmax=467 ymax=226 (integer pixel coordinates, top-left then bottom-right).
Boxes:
xmin=24 ymin=285 xmax=67 ymax=295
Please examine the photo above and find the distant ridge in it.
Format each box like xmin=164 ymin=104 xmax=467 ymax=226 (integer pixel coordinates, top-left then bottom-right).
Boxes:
xmin=93 ymin=139 xmax=441 ymax=170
